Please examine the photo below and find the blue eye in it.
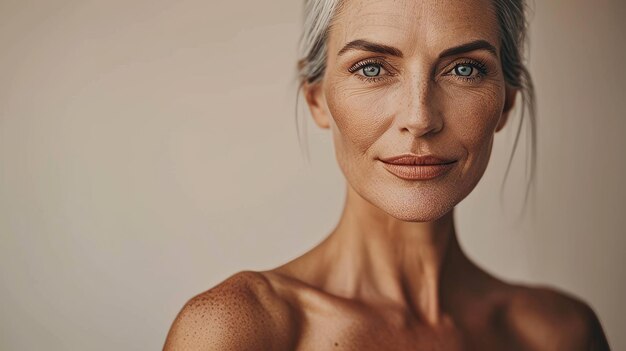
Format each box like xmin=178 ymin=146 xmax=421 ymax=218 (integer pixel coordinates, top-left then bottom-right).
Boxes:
xmin=449 ymin=60 xmax=489 ymax=82
xmin=454 ymin=64 xmax=474 ymax=77
xmin=348 ymin=59 xmax=394 ymax=83
xmin=362 ymin=64 xmax=381 ymax=77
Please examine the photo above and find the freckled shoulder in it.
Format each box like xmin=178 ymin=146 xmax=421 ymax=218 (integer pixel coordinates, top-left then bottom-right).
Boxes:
xmin=504 ymin=284 xmax=611 ymax=351
xmin=163 ymin=270 xmax=298 ymax=351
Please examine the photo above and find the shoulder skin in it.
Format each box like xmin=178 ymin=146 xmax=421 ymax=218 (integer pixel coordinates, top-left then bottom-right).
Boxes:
xmin=163 ymin=270 xmax=298 ymax=351
xmin=506 ymin=284 xmax=611 ymax=351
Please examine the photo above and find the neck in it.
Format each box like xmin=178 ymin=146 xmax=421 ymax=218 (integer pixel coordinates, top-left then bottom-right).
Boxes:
xmin=319 ymin=182 xmax=470 ymax=325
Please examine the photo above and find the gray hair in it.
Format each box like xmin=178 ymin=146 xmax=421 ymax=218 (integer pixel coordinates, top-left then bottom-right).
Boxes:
xmin=294 ymin=0 xmax=536 ymax=216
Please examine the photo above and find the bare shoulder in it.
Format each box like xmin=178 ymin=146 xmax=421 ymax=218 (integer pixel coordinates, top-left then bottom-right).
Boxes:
xmin=505 ymin=283 xmax=611 ymax=350
xmin=163 ymin=270 xmax=298 ymax=351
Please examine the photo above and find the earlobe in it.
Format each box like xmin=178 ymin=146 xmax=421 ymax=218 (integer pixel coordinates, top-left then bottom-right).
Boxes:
xmin=303 ymin=81 xmax=331 ymax=129
xmin=496 ymin=85 xmax=518 ymax=133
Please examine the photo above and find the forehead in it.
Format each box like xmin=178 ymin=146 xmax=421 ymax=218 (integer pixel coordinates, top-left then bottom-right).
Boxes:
xmin=329 ymin=0 xmax=500 ymax=58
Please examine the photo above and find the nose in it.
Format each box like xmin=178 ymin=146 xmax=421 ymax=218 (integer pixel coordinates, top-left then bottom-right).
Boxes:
xmin=398 ymin=81 xmax=443 ymax=138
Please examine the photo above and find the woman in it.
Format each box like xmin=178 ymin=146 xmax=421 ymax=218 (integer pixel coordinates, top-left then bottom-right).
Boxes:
xmin=164 ymin=0 xmax=611 ymax=349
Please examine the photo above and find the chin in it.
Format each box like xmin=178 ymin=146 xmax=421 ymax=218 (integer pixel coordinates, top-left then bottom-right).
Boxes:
xmin=381 ymin=198 xmax=455 ymax=222
xmin=369 ymin=185 xmax=461 ymax=222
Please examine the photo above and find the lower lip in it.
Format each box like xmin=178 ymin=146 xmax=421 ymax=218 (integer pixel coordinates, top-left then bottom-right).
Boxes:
xmin=380 ymin=161 xmax=457 ymax=180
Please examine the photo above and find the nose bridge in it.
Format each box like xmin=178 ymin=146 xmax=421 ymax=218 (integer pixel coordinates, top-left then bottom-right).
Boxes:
xmin=399 ymin=72 xmax=442 ymax=137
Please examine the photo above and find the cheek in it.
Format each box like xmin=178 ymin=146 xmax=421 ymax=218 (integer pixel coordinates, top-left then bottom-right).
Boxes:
xmin=325 ymin=80 xmax=396 ymax=157
xmin=443 ymin=84 xmax=504 ymax=152
xmin=440 ymin=84 xmax=505 ymax=186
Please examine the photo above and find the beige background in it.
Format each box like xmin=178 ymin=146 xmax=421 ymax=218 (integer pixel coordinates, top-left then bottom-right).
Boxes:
xmin=0 ymin=0 xmax=624 ymax=349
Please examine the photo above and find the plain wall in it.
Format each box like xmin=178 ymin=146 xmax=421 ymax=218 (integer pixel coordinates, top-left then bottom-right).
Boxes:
xmin=0 ymin=0 xmax=624 ymax=349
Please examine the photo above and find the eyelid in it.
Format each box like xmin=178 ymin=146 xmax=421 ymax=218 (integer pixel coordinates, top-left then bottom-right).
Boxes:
xmin=348 ymin=57 xmax=392 ymax=74
xmin=444 ymin=58 xmax=488 ymax=76
xmin=347 ymin=58 xmax=398 ymax=85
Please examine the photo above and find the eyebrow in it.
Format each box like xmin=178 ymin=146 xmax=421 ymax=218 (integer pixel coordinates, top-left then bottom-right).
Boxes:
xmin=337 ymin=39 xmax=404 ymax=57
xmin=336 ymin=39 xmax=498 ymax=59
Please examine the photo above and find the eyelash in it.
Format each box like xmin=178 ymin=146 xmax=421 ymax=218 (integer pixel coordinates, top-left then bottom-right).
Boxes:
xmin=347 ymin=58 xmax=396 ymax=84
xmin=451 ymin=59 xmax=489 ymax=82
xmin=347 ymin=58 xmax=489 ymax=84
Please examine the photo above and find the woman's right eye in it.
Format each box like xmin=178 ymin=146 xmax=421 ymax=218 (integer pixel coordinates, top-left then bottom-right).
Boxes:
xmin=348 ymin=60 xmax=393 ymax=83
xmin=361 ymin=64 xmax=383 ymax=77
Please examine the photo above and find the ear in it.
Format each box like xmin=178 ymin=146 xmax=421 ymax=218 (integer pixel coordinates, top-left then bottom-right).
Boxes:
xmin=496 ymin=85 xmax=518 ymax=133
xmin=302 ymin=80 xmax=331 ymax=129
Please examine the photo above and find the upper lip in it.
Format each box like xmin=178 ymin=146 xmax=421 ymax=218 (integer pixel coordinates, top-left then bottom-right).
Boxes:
xmin=379 ymin=153 xmax=457 ymax=165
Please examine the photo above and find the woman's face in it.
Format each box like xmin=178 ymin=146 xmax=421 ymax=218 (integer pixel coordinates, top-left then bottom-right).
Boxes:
xmin=304 ymin=0 xmax=517 ymax=222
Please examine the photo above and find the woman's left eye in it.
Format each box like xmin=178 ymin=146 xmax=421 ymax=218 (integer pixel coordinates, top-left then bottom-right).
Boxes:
xmin=454 ymin=64 xmax=475 ymax=77
xmin=448 ymin=60 xmax=488 ymax=81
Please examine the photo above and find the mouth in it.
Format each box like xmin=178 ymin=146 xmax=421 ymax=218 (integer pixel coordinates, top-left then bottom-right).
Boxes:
xmin=378 ymin=154 xmax=457 ymax=180
xmin=378 ymin=154 xmax=456 ymax=165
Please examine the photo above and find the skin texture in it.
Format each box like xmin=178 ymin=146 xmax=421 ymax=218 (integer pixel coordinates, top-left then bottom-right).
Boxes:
xmin=163 ymin=0 xmax=612 ymax=350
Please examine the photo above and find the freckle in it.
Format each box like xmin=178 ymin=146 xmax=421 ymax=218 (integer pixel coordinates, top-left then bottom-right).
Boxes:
xmin=335 ymin=342 xmax=339 ymax=346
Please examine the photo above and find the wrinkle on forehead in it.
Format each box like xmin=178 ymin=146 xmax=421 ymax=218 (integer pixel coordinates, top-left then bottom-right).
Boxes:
xmin=329 ymin=0 xmax=500 ymax=59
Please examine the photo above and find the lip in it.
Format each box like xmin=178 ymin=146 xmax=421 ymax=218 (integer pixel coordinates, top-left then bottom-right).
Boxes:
xmin=379 ymin=153 xmax=457 ymax=180
xmin=379 ymin=153 xmax=457 ymax=165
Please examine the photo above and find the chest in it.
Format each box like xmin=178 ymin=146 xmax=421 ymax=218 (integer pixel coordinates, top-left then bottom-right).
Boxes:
xmin=292 ymin=310 xmax=523 ymax=351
